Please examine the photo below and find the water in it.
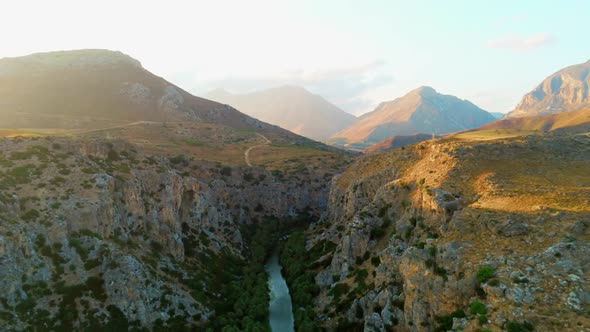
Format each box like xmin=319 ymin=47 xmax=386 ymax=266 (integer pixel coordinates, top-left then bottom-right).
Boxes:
xmin=265 ymin=249 xmax=295 ymax=332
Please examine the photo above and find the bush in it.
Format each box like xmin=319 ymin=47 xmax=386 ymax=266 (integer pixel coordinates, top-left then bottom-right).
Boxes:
xmin=478 ymin=314 xmax=488 ymax=325
xmin=220 ymin=166 xmax=232 ymax=176
xmin=21 ymin=209 xmax=40 ymax=221
xmin=470 ymin=301 xmax=488 ymax=315
xmin=371 ymin=256 xmax=381 ymax=267
xmin=477 ymin=266 xmax=495 ymax=283
xmin=435 ymin=309 xmax=466 ymax=332
xmin=507 ymin=321 xmax=534 ymax=332
xmin=330 ymin=283 xmax=350 ymax=300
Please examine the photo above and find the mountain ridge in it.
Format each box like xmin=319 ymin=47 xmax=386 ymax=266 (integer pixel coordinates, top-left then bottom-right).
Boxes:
xmin=507 ymin=58 xmax=590 ymax=118
xmin=330 ymin=86 xmax=495 ymax=149
xmin=205 ymin=85 xmax=357 ymax=140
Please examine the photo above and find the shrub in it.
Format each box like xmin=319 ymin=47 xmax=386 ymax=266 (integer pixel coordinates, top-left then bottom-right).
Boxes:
xmin=370 ymin=256 xmax=381 ymax=267
xmin=21 ymin=209 xmax=40 ymax=221
xmin=220 ymin=166 xmax=232 ymax=176
xmin=478 ymin=314 xmax=488 ymax=325
xmin=329 ymin=283 xmax=350 ymax=300
xmin=470 ymin=301 xmax=488 ymax=315
xmin=506 ymin=321 xmax=534 ymax=332
xmin=477 ymin=266 xmax=496 ymax=283
xmin=435 ymin=309 xmax=466 ymax=332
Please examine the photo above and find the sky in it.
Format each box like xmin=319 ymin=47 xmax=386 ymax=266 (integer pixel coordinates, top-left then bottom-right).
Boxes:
xmin=1 ymin=0 xmax=589 ymax=115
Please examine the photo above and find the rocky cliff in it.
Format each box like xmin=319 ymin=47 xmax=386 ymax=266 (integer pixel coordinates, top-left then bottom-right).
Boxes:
xmin=0 ymin=135 xmax=341 ymax=330
xmin=507 ymin=59 xmax=590 ymax=118
xmin=308 ymin=131 xmax=590 ymax=331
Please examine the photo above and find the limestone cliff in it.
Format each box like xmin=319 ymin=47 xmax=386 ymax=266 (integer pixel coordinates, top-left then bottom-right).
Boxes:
xmin=507 ymin=59 xmax=590 ymax=118
xmin=0 ymin=136 xmax=337 ymax=329
xmin=309 ymin=132 xmax=590 ymax=331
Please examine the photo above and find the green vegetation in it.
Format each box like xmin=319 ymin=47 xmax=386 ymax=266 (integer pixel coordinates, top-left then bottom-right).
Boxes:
xmin=470 ymin=301 xmax=488 ymax=315
xmin=434 ymin=309 xmax=466 ymax=332
xmin=507 ymin=320 xmax=534 ymax=332
xmin=207 ymin=221 xmax=280 ymax=331
xmin=477 ymin=266 xmax=496 ymax=283
xmin=280 ymin=231 xmax=323 ymax=331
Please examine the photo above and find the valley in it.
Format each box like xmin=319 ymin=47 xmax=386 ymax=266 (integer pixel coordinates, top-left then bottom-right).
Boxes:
xmin=0 ymin=48 xmax=589 ymax=332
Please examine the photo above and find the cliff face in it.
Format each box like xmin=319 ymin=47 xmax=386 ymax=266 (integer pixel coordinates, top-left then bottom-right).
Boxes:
xmin=507 ymin=59 xmax=590 ymax=118
xmin=309 ymin=133 xmax=590 ymax=331
xmin=0 ymin=136 xmax=335 ymax=329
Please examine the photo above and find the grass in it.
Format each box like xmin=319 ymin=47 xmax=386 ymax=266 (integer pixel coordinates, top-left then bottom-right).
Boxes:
xmin=453 ymin=129 xmax=537 ymax=141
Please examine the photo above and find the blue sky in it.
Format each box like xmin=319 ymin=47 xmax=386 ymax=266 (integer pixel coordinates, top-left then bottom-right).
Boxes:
xmin=1 ymin=0 xmax=588 ymax=115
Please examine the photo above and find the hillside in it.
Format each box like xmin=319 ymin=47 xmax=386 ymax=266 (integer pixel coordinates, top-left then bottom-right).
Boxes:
xmin=0 ymin=50 xmax=293 ymax=138
xmin=453 ymin=108 xmax=590 ymax=141
xmin=0 ymin=134 xmax=352 ymax=330
xmin=303 ymin=130 xmax=590 ymax=331
xmin=330 ymin=86 xmax=495 ymax=149
xmin=507 ymin=59 xmax=590 ymax=118
xmin=363 ymin=133 xmax=436 ymax=154
xmin=205 ymin=86 xmax=357 ymax=140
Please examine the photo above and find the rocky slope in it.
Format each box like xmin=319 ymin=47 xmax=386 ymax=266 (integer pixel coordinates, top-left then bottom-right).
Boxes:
xmin=0 ymin=49 xmax=297 ymax=141
xmin=363 ymin=134 xmax=437 ymax=154
xmin=475 ymin=108 xmax=590 ymax=135
xmin=330 ymin=86 xmax=495 ymax=149
xmin=507 ymin=59 xmax=590 ymax=118
xmin=307 ymin=129 xmax=590 ymax=331
xmin=206 ymin=86 xmax=357 ymax=141
xmin=0 ymin=135 xmax=349 ymax=330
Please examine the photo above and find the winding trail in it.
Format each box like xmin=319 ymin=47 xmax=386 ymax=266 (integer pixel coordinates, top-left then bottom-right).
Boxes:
xmin=63 ymin=121 xmax=159 ymax=135
xmin=244 ymin=133 xmax=271 ymax=166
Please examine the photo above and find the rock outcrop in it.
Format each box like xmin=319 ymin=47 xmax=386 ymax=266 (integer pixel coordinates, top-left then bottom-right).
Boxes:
xmin=0 ymin=136 xmax=337 ymax=329
xmin=507 ymin=59 xmax=590 ymax=118
xmin=309 ymin=132 xmax=590 ymax=331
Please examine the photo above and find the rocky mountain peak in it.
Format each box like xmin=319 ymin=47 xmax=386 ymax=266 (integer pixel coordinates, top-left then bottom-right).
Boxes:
xmin=410 ymin=85 xmax=437 ymax=97
xmin=507 ymin=59 xmax=590 ymax=118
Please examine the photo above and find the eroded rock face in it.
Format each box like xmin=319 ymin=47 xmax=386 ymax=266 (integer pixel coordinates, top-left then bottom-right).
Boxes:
xmin=0 ymin=136 xmax=335 ymax=329
xmin=309 ymin=135 xmax=590 ymax=331
xmin=507 ymin=59 xmax=590 ymax=118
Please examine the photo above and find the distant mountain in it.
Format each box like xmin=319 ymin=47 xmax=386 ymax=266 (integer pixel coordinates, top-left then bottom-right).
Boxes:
xmin=475 ymin=108 xmax=590 ymax=134
xmin=490 ymin=112 xmax=504 ymax=119
xmin=507 ymin=59 xmax=590 ymax=118
xmin=0 ymin=49 xmax=288 ymax=136
xmin=330 ymin=86 xmax=495 ymax=149
xmin=205 ymin=86 xmax=357 ymax=140
xmin=363 ymin=133 xmax=436 ymax=154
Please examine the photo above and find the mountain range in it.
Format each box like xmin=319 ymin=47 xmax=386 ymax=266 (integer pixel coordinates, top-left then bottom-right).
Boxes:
xmin=206 ymin=86 xmax=357 ymax=140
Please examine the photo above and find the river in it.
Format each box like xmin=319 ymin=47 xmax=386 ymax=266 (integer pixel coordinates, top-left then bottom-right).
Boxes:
xmin=265 ymin=249 xmax=295 ymax=332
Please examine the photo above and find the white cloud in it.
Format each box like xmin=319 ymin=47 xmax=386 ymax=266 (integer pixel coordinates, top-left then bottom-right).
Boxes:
xmin=487 ymin=33 xmax=556 ymax=52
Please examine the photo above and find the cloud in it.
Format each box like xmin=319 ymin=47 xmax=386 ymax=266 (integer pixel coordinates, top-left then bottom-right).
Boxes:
xmin=182 ymin=60 xmax=393 ymax=115
xmin=487 ymin=33 xmax=556 ymax=52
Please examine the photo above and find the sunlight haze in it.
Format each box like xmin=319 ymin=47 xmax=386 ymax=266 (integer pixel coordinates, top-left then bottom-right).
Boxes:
xmin=2 ymin=0 xmax=589 ymax=115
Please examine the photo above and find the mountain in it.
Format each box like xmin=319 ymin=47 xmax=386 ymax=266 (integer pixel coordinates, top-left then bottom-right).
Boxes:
xmin=0 ymin=49 xmax=285 ymax=135
xmin=329 ymin=86 xmax=495 ymax=149
xmin=490 ymin=112 xmax=505 ymax=119
xmin=507 ymin=59 xmax=590 ymax=118
xmin=307 ymin=129 xmax=590 ymax=331
xmin=0 ymin=50 xmax=354 ymax=330
xmin=205 ymin=85 xmax=357 ymax=140
xmin=363 ymin=133 xmax=436 ymax=153
xmin=477 ymin=108 xmax=590 ymax=134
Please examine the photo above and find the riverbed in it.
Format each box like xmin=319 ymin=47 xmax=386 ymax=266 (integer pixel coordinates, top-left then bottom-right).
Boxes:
xmin=265 ymin=249 xmax=295 ymax=332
